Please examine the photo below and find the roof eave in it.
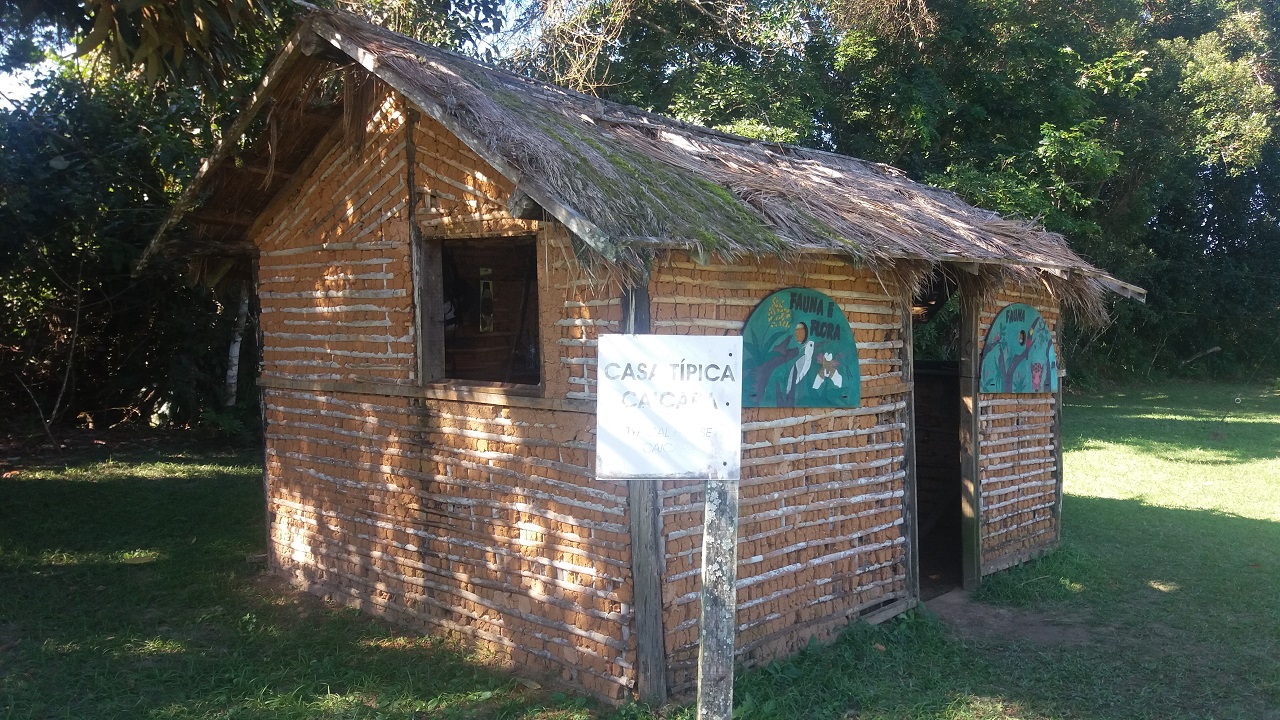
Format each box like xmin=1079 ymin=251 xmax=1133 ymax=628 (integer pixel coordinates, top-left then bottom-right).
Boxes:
xmin=136 ymin=18 xmax=319 ymax=272
xmin=1079 ymin=270 xmax=1147 ymax=302
xmin=139 ymin=6 xmax=1148 ymax=307
xmin=618 ymin=236 xmax=1147 ymax=301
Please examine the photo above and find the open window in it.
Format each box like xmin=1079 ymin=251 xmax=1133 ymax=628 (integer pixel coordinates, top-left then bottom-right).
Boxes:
xmin=434 ymin=236 xmax=541 ymax=386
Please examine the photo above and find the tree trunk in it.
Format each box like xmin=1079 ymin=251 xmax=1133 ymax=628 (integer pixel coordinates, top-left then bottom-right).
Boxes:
xmin=224 ymin=284 xmax=250 ymax=408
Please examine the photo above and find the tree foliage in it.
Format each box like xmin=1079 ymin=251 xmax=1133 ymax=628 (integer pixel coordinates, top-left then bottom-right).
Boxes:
xmin=0 ymin=0 xmax=276 ymax=84
xmin=0 ymin=0 xmax=513 ymax=438
xmin=341 ymin=0 xmax=505 ymax=48
xmin=0 ymin=67 xmax=252 ymax=434
xmin=2 ymin=0 xmax=504 ymax=87
xmin=514 ymin=0 xmax=1280 ymax=382
xmin=2 ymin=0 xmax=1277 ymax=441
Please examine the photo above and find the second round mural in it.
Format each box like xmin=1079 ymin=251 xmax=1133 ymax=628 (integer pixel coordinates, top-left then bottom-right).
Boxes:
xmin=979 ymin=303 xmax=1058 ymax=393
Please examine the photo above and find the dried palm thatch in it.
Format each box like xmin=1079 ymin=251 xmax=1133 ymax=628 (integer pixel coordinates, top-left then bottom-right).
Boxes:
xmin=144 ymin=7 xmax=1143 ymax=322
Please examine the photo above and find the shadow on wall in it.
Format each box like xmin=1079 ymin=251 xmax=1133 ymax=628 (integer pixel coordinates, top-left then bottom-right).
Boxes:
xmin=272 ymin=389 xmax=632 ymax=698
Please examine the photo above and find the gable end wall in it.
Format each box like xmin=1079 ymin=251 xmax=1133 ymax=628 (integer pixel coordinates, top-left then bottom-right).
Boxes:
xmin=254 ymin=94 xmax=634 ymax=701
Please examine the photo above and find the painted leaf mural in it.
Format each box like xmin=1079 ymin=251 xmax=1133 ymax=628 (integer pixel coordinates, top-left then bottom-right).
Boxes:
xmin=742 ymin=288 xmax=860 ymax=408
xmin=980 ymin=303 xmax=1059 ymax=393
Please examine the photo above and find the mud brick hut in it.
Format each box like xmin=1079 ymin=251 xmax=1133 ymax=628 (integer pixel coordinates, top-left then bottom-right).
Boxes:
xmin=144 ymin=7 xmax=1144 ymax=704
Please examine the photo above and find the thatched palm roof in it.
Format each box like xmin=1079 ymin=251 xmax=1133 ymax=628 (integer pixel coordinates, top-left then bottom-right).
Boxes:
xmin=144 ymin=6 xmax=1145 ymax=312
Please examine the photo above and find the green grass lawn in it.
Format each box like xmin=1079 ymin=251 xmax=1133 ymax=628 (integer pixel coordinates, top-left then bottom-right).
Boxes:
xmin=0 ymin=439 xmax=590 ymax=720
xmin=2 ymin=382 xmax=1277 ymax=719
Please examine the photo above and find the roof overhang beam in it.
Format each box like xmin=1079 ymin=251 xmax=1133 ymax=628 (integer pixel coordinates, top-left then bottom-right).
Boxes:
xmin=137 ymin=17 xmax=320 ymax=271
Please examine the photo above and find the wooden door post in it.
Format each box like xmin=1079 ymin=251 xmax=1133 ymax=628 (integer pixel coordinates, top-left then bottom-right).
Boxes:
xmin=900 ymin=299 xmax=920 ymax=602
xmin=621 ymin=283 xmax=668 ymax=706
xmin=958 ymin=290 xmax=983 ymax=590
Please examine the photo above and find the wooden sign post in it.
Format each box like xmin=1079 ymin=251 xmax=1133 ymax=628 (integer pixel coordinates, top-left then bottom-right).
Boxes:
xmin=697 ymin=469 xmax=739 ymax=720
xmin=595 ymin=334 xmax=743 ymax=718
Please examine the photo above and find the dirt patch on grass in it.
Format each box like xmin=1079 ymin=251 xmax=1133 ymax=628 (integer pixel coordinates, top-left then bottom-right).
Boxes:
xmin=925 ymin=589 xmax=1093 ymax=646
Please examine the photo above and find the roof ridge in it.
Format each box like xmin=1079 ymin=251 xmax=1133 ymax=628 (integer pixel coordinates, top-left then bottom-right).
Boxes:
xmin=143 ymin=4 xmax=1145 ymax=314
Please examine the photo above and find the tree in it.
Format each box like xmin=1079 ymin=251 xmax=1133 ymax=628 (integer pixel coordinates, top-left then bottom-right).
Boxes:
xmin=511 ymin=0 xmax=1280 ymax=380
xmin=1 ymin=0 xmax=275 ymax=84
xmin=0 ymin=0 xmax=522 ymax=439
xmin=2 ymin=0 xmax=507 ymax=87
xmin=0 ymin=64 xmax=247 ymax=436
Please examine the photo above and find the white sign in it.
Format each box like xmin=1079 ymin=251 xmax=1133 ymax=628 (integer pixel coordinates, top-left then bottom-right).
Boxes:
xmin=595 ymin=334 xmax=743 ymax=480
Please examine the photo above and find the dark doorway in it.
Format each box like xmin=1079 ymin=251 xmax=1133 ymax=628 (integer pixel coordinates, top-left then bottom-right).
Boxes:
xmin=914 ymin=361 xmax=962 ymax=599
xmin=912 ymin=272 xmax=964 ymax=599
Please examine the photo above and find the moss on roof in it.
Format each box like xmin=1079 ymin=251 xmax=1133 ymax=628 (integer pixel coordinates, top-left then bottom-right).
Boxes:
xmin=150 ymin=8 xmax=1148 ymax=321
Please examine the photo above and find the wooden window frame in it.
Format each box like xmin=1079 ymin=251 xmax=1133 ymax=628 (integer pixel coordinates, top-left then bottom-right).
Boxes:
xmin=413 ymin=232 xmax=545 ymax=395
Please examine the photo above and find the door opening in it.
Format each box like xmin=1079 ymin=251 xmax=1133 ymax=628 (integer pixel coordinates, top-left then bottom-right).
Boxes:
xmin=912 ymin=272 xmax=964 ymax=600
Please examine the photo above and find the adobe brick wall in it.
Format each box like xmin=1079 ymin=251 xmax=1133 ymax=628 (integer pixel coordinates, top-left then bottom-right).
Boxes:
xmin=256 ymin=93 xmax=634 ymax=700
xmin=645 ymin=256 xmax=913 ymax=695
xmin=975 ymin=282 xmax=1062 ymax=573
xmin=252 ymin=85 xmax=931 ymax=704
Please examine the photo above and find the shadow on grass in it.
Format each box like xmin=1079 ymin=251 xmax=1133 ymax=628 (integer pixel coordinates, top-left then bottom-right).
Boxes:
xmin=1062 ymin=383 xmax=1280 ymax=464
xmin=1067 ymin=382 xmax=1278 ymax=414
xmin=982 ymin=495 xmax=1280 ymax=613
xmin=964 ymin=494 xmax=1279 ymax=720
xmin=1062 ymin=415 xmax=1280 ymax=464
xmin=0 ymin=453 xmax=585 ymax=720
xmin=736 ymin=496 xmax=1279 ymax=720
xmin=5 ymin=439 xmax=1278 ymax=720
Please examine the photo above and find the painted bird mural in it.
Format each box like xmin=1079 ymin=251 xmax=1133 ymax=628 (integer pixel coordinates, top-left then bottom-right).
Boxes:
xmin=776 ymin=322 xmax=814 ymax=405
xmin=788 ymin=340 xmax=815 ymax=393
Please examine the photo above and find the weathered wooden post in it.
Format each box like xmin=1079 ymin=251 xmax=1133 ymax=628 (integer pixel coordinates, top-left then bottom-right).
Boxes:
xmin=696 ymin=466 xmax=739 ymax=720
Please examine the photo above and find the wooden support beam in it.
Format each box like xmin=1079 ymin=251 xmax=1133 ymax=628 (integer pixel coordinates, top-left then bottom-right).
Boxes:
xmin=258 ymin=376 xmax=593 ymax=412
xmin=299 ymin=106 xmax=345 ymax=123
xmin=508 ymin=187 xmax=545 ymax=220
xmin=900 ymin=298 xmax=920 ymax=603
xmin=189 ymin=211 xmax=257 ymax=227
xmin=299 ymin=27 xmax=349 ymax=63
xmin=185 ymin=238 xmax=259 ymax=257
xmin=958 ymin=291 xmax=983 ymax=590
xmin=1088 ymin=272 xmax=1148 ymax=303
xmin=621 ymin=280 xmax=666 ymax=706
xmin=407 ymin=108 xmax=445 ymax=383
xmin=629 ymin=476 xmax=667 ymax=706
xmin=242 ymin=165 xmax=295 ymax=180
xmin=252 ymin=255 xmax=274 ymax=570
xmin=1052 ymin=333 xmax=1065 ymax=546
xmin=621 ymin=283 xmax=651 ymax=336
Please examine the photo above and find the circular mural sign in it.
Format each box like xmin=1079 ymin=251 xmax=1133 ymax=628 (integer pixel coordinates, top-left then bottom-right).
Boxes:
xmin=979 ymin=303 xmax=1058 ymax=393
xmin=741 ymin=288 xmax=860 ymax=408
